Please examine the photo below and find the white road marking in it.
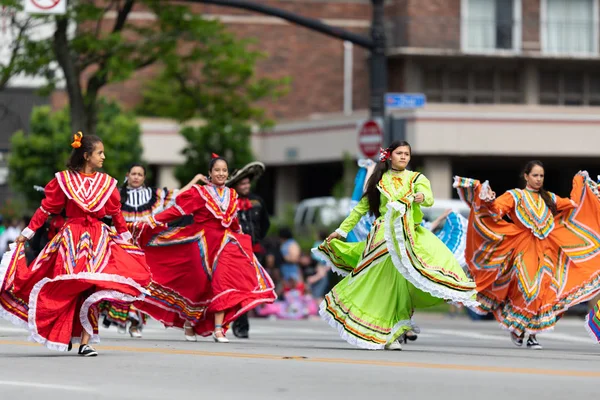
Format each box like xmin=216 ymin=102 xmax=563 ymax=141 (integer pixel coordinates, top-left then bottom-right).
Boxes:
xmin=425 ymin=329 xmax=594 ymax=345
xmin=2 ymin=317 xmax=593 ymax=346
xmin=541 ymin=333 xmax=595 ymax=344
xmin=427 ymin=329 xmax=507 ymax=342
xmin=0 ymin=381 xmax=95 ymax=392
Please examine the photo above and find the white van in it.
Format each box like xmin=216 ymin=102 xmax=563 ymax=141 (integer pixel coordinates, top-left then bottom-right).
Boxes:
xmin=294 ymin=197 xmax=352 ymax=229
xmin=294 ymin=197 xmax=470 ymax=230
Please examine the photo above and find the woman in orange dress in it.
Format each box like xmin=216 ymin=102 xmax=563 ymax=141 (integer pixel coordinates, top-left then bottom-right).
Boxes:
xmin=0 ymin=132 xmax=151 ymax=356
xmin=454 ymin=161 xmax=600 ymax=349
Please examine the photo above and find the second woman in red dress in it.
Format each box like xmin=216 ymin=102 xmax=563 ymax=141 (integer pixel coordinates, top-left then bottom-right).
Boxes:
xmin=134 ymin=154 xmax=276 ymax=342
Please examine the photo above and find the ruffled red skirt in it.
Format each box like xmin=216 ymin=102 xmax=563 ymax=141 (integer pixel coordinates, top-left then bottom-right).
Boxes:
xmin=135 ymin=224 xmax=276 ymax=336
xmin=0 ymin=220 xmax=151 ymax=351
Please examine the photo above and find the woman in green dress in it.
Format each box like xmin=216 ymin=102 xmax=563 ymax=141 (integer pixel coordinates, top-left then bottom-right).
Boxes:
xmin=315 ymin=141 xmax=478 ymax=350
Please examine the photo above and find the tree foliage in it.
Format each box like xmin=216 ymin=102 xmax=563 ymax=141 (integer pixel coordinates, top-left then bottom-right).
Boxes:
xmin=0 ymin=0 xmax=26 ymax=90
xmin=176 ymin=120 xmax=256 ymax=184
xmin=2 ymin=0 xmax=288 ymax=186
xmin=2 ymin=0 xmax=282 ymax=136
xmin=8 ymin=99 xmax=143 ymax=208
xmin=135 ymin=18 xmax=288 ymax=184
xmin=0 ymin=0 xmax=58 ymax=94
xmin=136 ymin=24 xmax=287 ymax=123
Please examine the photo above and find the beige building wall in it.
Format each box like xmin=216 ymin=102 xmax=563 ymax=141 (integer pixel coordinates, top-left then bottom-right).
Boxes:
xmin=401 ymin=105 xmax=600 ymax=156
xmin=274 ymin=166 xmax=300 ymax=217
xmin=252 ymin=112 xmax=369 ymax=165
xmin=138 ymin=103 xmax=600 ymax=209
xmin=422 ymin=157 xmax=453 ymax=199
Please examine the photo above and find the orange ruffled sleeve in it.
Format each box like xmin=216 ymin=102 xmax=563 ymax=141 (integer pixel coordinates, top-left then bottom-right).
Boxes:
xmin=486 ymin=192 xmax=515 ymax=221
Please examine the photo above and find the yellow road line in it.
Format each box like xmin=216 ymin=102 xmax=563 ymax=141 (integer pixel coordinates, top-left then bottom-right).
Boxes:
xmin=0 ymin=339 xmax=598 ymax=378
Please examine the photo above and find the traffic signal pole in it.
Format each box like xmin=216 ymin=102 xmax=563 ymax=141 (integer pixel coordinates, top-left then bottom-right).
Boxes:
xmin=180 ymin=0 xmax=387 ymax=119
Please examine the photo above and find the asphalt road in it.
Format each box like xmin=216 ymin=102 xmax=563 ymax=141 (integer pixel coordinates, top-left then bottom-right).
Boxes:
xmin=0 ymin=313 xmax=598 ymax=400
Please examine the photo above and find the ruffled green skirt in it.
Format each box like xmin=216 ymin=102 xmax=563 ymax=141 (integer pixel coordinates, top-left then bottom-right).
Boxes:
xmin=314 ymin=201 xmax=477 ymax=349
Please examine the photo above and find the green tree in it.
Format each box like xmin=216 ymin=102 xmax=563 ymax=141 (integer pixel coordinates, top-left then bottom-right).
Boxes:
xmin=0 ymin=198 xmax=27 ymax=221
xmin=176 ymin=120 xmax=255 ymax=183
xmin=1 ymin=0 xmax=274 ymax=135
xmin=8 ymin=99 xmax=143 ymax=208
xmin=135 ymin=22 xmax=288 ymax=184
xmin=0 ymin=1 xmax=29 ymax=91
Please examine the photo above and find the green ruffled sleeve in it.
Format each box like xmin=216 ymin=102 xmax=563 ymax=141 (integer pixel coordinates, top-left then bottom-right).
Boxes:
xmin=414 ymin=174 xmax=434 ymax=207
xmin=337 ymin=197 xmax=369 ymax=238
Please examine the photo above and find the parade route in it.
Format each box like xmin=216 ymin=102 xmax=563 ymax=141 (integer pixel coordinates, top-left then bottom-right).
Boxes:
xmin=1 ymin=313 xmax=598 ymax=399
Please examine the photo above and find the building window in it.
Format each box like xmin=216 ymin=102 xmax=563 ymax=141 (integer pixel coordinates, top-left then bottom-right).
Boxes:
xmin=539 ymin=70 xmax=600 ymax=105
xmin=462 ymin=0 xmax=522 ymax=52
xmin=422 ymin=68 xmax=523 ymax=104
xmin=590 ymin=74 xmax=600 ymax=105
xmin=542 ymin=0 xmax=599 ymax=55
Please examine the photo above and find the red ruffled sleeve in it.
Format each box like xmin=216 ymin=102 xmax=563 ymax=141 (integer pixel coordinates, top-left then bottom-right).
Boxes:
xmin=153 ymin=186 xmax=201 ymax=225
xmin=231 ymin=216 xmax=242 ymax=234
xmin=22 ymin=178 xmax=66 ymax=239
xmin=104 ymin=187 xmax=131 ymax=240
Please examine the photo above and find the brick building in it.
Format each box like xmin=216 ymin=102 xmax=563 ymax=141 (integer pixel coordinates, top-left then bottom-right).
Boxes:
xmin=50 ymin=0 xmax=600 ymax=117
xmin=254 ymin=0 xmax=600 ymax=215
xmin=387 ymin=0 xmax=600 ymax=106
xmin=3 ymin=0 xmax=600 ymax=216
xmin=51 ymin=1 xmax=373 ymax=121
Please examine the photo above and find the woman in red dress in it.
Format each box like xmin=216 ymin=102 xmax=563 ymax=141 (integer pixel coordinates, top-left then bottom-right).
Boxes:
xmin=0 ymin=132 xmax=151 ymax=356
xmin=134 ymin=154 xmax=276 ymax=342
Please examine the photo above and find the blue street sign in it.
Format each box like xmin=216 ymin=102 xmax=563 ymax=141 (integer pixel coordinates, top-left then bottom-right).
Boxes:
xmin=385 ymin=93 xmax=426 ymax=110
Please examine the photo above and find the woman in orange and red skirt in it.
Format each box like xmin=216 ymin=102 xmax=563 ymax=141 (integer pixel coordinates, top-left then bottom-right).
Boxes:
xmin=134 ymin=154 xmax=276 ymax=342
xmin=0 ymin=132 xmax=151 ymax=356
xmin=455 ymin=161 xmax=600 ymax=349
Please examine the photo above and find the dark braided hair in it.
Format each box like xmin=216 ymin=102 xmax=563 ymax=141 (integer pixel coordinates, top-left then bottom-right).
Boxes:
xmin=363 ymin=141 xmax=411 ymax=218
xmin=522 ymin=160 xmax=557 ymax=215
xmin=66 ymin=133 xmax=103 ymax=172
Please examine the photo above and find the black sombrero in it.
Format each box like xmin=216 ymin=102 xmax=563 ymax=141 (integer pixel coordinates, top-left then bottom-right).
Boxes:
xmin=226 ymin=161 xmax=266 ymax=188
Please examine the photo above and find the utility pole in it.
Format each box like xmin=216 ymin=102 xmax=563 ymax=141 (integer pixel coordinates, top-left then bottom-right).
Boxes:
xmin=369 ymin=0 xmax=387 ymax=119
xmin=180 ymin=0 xmax=387 ymax=120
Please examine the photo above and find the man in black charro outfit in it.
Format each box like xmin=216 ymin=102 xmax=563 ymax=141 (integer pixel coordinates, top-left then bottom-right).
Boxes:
xmin=226 ymin=161 xmax=270 ymax=339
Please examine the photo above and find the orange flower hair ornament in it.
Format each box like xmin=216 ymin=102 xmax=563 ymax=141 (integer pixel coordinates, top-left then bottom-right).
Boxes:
xmin=71 ymin=131 xmax=83 ymax=149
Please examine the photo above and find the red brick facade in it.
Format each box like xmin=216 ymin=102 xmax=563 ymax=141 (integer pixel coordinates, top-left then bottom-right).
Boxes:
xmin=407 ymin=0 xmax=461 ymax=49
xmin=386 ymin=0 xmax=546 ymax=52
xmin=50 ymin=1 xmax=581 ymax=120
xmin=385 ymin=0 xmax=460 ymax=49
xmin=522 ymin=0 xmax=541 ymax=50
xmin=52 ymin=0 xmax=373 ymax=121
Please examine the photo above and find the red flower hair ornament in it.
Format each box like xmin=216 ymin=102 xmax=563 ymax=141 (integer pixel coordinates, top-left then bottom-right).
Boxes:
xmin=379 ymin=147 xmax=391 ymax=163
xmin=211 ymin=153 xmax=220 ymax=159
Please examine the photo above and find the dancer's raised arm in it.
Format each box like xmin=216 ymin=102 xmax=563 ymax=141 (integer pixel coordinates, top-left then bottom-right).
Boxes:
xmin=328 ymin=197 xmax=369 ymax=241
